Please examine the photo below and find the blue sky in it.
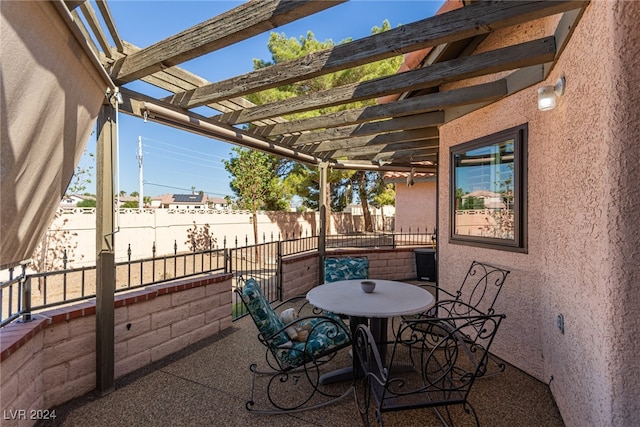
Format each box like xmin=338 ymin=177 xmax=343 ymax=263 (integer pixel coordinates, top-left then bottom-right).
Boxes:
xmin=81 ymin=1 xmax=443 ymax=198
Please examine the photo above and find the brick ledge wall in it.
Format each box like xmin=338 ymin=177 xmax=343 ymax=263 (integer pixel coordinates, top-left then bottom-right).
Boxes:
xmin=280 ymin=247 xmax=423 ymax=299
xmin=0 ymin=272 xmax=233 ymax=427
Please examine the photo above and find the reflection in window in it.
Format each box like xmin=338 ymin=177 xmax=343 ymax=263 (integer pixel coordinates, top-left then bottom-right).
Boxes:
xmin=450 ymin=124 xmax=527 ymax=252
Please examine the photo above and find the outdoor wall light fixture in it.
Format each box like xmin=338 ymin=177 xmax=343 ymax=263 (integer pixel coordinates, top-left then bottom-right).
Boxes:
xmin=537 ymin=76 xmax=566 ymax=111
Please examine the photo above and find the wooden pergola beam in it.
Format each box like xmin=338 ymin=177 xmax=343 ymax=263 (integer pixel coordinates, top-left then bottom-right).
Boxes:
xmin=112 ymin=0 xmax=345 ymax=83
xmin=374 ymin=151 xmax=439 ymax=163
xmin=310 ymin=128 xmax=438 ymax=153
xmin=79 ymin=1 xmax=113 ymax=58
xmin=111 ymin=42 xmax=286 ymax=128
xmin=169 ymin=0 xmax=587 ymax=108
xmin=284 ymin=113 xmax=443 ymax=147
xmin=332 ymin=139 xmax=439 ymax=159
xmin=95 ymin=0 xmax=124 ymax=53
xmin=247 ymin=79 xmax=506 ymax=137
xmin=216 ymin=36 xmax=556 ymax=124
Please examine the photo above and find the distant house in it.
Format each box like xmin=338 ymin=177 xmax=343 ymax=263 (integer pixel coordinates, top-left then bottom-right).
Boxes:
xmin=383 ymin=170 xmax=436 ymax=233
xmin=115 ymin=194 xmax=138 ymax=208
xmin=460 ymin=190 xmax=504 ymax=210
xmin=208 ymin=196 xmax=229 ymax=210
xmin=151 ymin=193 xmax=208 ymax=210
xmin=60 ymin=194 xmax=96 ymax=207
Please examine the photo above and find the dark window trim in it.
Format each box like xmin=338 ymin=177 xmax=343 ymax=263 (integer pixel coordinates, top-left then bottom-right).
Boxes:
xmin=449 ymin=124 xmax=528 ymax=253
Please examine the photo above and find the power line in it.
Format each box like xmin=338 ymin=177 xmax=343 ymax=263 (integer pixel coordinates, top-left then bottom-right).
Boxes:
xmin=143 ymin=150 xmax=227 ymax=171
xmin=143 ymin=144 xmax=225 ymax=163
xmin=144 ymin=181 xmax=232 ymax=197
xmin=142 ymin=136 xmax=230 ymax=161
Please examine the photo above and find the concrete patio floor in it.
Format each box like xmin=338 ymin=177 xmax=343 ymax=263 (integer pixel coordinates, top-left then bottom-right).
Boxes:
xmin=38 ymin=310 xmax=564 ymax=427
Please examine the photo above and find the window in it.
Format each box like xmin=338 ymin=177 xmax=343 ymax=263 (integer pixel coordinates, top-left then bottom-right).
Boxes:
xmin=450 ymin=124 xmax=527 ymax=252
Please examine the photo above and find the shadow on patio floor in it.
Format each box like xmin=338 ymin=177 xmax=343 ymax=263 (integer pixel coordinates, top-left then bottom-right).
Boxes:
xmin=39 ymin=315 xmax=564 ymax=427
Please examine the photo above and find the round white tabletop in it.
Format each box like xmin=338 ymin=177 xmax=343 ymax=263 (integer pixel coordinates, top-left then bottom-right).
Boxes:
xmin=306 ymin=279 xmax=434 ymax=318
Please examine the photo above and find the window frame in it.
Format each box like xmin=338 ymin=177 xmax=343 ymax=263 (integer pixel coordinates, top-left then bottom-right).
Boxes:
xmin=449 ymin=124 xmax=528 ymax=253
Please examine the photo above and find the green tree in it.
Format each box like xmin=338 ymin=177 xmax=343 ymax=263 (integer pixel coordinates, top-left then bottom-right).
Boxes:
xmin=66 ymin=150 xmax=94 ymax=196
xmin=462 ymin=196 xmax=485 ymax=210
xmin=372 ymin=181 xmax=395 ymax=208
xmin=249 ymin=21 xmax=403 ymax=227
xmin=283 ymin=163 xmax=355 ymax=212
xmin=77 ymin=199 xmax=96 ymax=208
xmin=455 ymin=188 xmax=465 ymax=210
xmin=223 ymin=147 xmax=289 ymax=249
xmin=371 ymin=180 xmax=395 ymax=231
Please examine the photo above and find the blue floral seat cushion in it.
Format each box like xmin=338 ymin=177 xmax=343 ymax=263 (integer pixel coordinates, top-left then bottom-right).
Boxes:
xmin=242 ymin=278 xmax=350 ymax=370
xmin=324 ymin=257 xmax=369 ymax=283
xmin=242 ymin=279 xmax=291 ymax=349
xmin=277 ymin=313 xmax=351 ymax=368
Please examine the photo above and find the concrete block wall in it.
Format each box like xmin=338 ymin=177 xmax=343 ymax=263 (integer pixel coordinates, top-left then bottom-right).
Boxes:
xmin=0 ymin=273 xmax=232 ymax=427
xmin=281 ymin=252 xmax=319 ymax=300
xmin=328 ymin=248 xmax=418 ymax=281
xmin=279 ymin=247 xmax=421 ymax=299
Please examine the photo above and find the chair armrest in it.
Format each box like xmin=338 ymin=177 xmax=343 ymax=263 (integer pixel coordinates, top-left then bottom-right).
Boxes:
xmin=432 ymin=299 xmax=486 ymax=317
xmin=418 ymin=283 xmax=457 ymax=300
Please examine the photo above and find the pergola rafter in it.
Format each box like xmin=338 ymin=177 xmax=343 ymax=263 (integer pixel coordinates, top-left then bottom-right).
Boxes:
xmin=71 ymin=0 xmax=589 ymax=171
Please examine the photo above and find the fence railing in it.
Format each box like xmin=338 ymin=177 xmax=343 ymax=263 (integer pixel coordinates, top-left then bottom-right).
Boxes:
xmin=1 ymin=248 xmax=228 ymax=327
xmin=0 ymin=265 xmax=27 ymax=327
xmin=327 ymin=228 xmax=435 ymax=249
xmin=2 ymin=230 xmax=434 ymax=327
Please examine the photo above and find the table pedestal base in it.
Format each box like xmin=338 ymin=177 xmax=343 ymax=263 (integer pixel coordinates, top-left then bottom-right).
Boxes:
xmin=319 ymin=317 xmax=388 ymax=385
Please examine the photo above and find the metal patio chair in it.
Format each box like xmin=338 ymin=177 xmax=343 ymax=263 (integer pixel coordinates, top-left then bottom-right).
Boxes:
xmin=404 ymin=260 xmax=510 ymax=376
xmin=422 ymin=260 xmax=510 ymax=316
xmin=354 ymin=313 xmax=505 ymax=426
xmin=236 ymin=277 xmax=353 ymax=414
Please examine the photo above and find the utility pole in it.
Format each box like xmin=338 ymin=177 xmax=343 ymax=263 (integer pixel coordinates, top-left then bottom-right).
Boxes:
xmin=137 ymin=136 xmax=143 ymax=209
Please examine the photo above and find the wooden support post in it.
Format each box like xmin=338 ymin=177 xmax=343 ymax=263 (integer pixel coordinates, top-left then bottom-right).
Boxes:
xmin=318 ymin=162 xmax=328 ymax=283
xmin=95 ymin=102 xmax=116 ymax=395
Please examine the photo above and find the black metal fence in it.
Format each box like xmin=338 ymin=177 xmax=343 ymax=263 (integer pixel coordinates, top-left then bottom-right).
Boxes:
xmin=1 ymin=230 xmax=434 ymax=326
xmin=229 ymin=233 xmax=319 ymax=318
xmin=0 ymin=264 xmax=28 ymax=327
xmin=327 ymin=227 xmax=435 ymax=249
xmin=0 ymin=247 xmax=228 ymax=327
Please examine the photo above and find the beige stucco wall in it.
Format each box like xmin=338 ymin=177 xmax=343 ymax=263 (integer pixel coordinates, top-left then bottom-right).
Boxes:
xmin=394 ymin=180 xmax=437 ymax=233
xmin=437 ymin=2 xmax=640 ymax=426
xmin=36 ymin=209 xmax=379 ymax=269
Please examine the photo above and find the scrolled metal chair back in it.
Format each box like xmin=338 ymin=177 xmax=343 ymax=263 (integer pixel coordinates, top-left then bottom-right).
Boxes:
xmin=458 ymin=261 xmax=510 ymax=315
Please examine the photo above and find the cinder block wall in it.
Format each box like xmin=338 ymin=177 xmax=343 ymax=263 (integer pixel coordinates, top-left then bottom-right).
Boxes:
xmin=0 ymin=273 xmax=232 ymax=427
xmin=327 ymin=248 xmax=418 ymax=281
xmin=280 ymin=247 xmax=421 ymax=299
xmin=281 ymin=252 xmax=319 ymax=299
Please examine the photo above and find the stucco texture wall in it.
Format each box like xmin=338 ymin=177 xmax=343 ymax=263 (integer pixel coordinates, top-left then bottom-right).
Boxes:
xmin=437 ymin=2 xmax=640 ymax=426
xmin=40 ymin=210 xmax=369 ymax=268
xmin=394 ymin=180 xmax=437 ymax=233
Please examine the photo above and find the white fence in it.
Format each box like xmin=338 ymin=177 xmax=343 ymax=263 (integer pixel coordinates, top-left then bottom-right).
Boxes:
xmin=39 ymin=208 xmax=392 ymax=268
